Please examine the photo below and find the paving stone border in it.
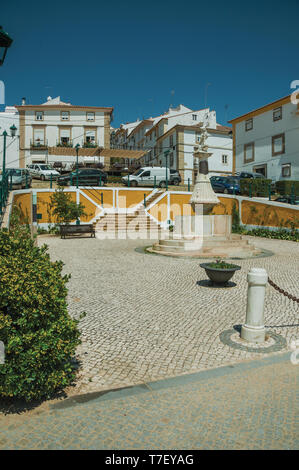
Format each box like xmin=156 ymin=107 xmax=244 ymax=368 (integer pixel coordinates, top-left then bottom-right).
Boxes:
xmin=138 ymin=245 xmax=274 ymax=260
xmin=220 ymin=326 xmax=287 ymax=353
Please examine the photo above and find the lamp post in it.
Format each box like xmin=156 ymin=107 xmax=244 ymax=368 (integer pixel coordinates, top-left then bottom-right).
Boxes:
xmin=0 ymin=26 xmax=13 ymax=66
xmin=75 ymin=144 xmax=80 ymax=189
xmin=164 ymin=149 xmax=170 ymax=191
xmin=1 ymin=124 xmax=18 ymax=208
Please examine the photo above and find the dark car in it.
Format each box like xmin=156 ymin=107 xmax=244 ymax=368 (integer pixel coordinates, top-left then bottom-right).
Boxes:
xmin=210 ymin=176 xmax=240 ymax=194
xmin=169 ymin=170 xmax=181 ymax=185
xmin=238 ymin=171 xmax=266 ymax=179
xmin=57 ymin=168 xmax=108 ymax=186
xmin=274 ymin=196 xmax=299 ymax=205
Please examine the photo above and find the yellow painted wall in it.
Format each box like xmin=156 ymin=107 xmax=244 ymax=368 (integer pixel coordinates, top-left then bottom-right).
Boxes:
xmin=12 ymin=192 xmax=32 ymax=224
xmin=10 ymin=190 xmax=299 ymax=229
xmin=118 ymin=189 xmax=152 ymax=209
xmin=82 ymin=189 xmax=114 ymax=210
xmin=242 ymin=200 xmax=299 ymax=228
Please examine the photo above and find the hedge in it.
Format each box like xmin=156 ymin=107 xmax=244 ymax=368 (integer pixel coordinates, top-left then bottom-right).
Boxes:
xmin=240 ymin=178 xmax=272 ymax=197
xmin=275 ymin=180 xmax=299 ymax=196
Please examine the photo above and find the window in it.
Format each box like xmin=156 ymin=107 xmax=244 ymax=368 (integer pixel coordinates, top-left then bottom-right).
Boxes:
xmin=61 ymin=111 xmax=70 ymax=121
xmin=273 ymin=107 xmax=282 ymax=122
xmin=222 ymin=155 xmax=228 ymax=165
xmin=60 ymin=128 xmax=71 ymax=146
xmin=170 ymin=134 xmax=173 ymax=147
xmin=245 ymin=118 xmax=253 ymax=131
xmin=281 ymin=163 xmax=291 ymax=177
xmin=85 ymin=129 xmax=96 ymax=145
xmin=86 ymin=112 xmax=95 ymax=121
xmin=35 ymin=111 xmax=44 ymax=121
xmin=33 ymin=128 xmax=45 ymax=145
xmin=272 ymin=133 xmax=285 ymax=156
xmin=170 ymin=152 xmax=174 ymax=166
xmin=192 ymin=114 xmax=197 ymax=121
xmin=244 ymin=142 xmax=255 ymax=163
xmin=141 ymin=171 xmax=150 ymax=177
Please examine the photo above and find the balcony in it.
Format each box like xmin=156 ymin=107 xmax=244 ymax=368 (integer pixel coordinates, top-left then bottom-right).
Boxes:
xmin=56 ymin=139 xmax=73 ymax=148
xmin=30 ymin=139 xmax=48 ymax=149
xmin=82 ymin=140 xmax=98 ymax=148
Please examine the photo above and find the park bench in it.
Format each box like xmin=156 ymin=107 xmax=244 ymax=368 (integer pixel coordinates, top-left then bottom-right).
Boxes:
xmin=60 ymin=224 xmax=95 ymax=239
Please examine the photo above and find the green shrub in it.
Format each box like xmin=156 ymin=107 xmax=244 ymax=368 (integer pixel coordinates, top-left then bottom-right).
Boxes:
xmin=232 ymin=224 xmax=298 ymax=241
xmin=0 ymin=215 xmax=82 ymax=401
xmin=240 ymin=178 xmax=272 ymax=197
xmin=275 ymin=180 xmax=299 ymax=196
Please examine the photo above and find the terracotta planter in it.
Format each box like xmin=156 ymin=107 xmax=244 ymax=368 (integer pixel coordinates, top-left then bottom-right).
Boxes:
xmin=200 ymin=263 xmax=241 ymax=285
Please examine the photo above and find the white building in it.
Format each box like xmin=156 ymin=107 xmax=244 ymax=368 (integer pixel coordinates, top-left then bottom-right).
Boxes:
xmin=0 ymin=106 xmax=19 ymax=169
xmin=15 ymin=96 xmax=113 ymax=168
xmin=112 ymin=105 xmax=232 ymax=183
xmin=229 ymin=94 xmax=299 ymax=181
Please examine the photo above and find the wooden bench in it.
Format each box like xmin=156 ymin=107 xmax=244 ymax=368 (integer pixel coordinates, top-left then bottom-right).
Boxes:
xmin=60 ymin=224 xmax=95 ymax=239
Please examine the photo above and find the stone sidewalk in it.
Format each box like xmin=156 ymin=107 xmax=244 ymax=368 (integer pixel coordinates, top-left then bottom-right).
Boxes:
xmin=36 ymin=235 xmax=299 ymax=395
xmin=0 ymin=353 xmax=298 ymax=450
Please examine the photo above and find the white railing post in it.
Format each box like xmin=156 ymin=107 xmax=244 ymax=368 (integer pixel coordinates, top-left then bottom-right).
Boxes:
xmin=241 ymin=268 xmax=268 ymax=343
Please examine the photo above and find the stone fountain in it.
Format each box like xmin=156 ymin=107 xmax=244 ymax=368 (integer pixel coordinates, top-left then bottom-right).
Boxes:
xmin=149 ymin=125 xmax=261 ymax=258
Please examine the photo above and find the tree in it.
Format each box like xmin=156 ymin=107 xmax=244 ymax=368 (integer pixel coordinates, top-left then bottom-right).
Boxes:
xmin=50 ymin=188 xmax=87 ymax=225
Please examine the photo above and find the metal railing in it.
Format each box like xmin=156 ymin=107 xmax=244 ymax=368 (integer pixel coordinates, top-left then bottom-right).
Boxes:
xmin=30 ymin=139 xmax=48 ymax=148
xmin=0 ymin=172 xmax=10 ymax=225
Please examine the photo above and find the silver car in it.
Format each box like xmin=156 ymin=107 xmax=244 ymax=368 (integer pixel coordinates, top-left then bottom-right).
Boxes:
xmin=0 ymin=168 xmax=32 ymax=189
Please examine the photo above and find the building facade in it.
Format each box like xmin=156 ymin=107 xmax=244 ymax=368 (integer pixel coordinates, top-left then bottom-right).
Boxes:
xmin=229 ymin=95 xmax=299 ymax=181
xmin=0 ymin=106 xmax=19 ymax=169
xmin=111 ymin=105 xmax=232 ymax=183
xmin=15 ymin=96 xmax=113 ymax=168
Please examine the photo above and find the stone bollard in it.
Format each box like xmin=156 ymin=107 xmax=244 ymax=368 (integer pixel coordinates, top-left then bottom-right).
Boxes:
xmin=241 ymin=268 xmax=268 ymax=343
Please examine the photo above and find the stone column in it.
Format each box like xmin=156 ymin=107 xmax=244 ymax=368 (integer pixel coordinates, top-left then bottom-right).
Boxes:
xmin=241 ymin=268 xmax=268 ymax=343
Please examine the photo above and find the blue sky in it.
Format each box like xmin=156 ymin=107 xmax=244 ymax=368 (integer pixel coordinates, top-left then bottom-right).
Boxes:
xmin=1 ymin=0 xmax=299 ymax=127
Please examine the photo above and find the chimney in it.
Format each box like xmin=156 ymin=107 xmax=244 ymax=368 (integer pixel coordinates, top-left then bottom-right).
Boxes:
xmin=21 ymin=97 xmax=26 ymax=105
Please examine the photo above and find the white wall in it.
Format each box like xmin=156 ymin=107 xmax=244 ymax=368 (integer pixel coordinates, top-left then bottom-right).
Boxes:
xmin=0 ymin=108 xmax=19 ymax=169
xmin=235 ymin=101 xmax=299 ymax=181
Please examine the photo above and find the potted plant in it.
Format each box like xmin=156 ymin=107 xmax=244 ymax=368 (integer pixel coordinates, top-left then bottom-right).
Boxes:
xmin=200 ymin=259 xmax=241 ymax=285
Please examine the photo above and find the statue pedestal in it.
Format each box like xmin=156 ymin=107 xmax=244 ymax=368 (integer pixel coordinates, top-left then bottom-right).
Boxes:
xmin=149 ymin=213 xmax=262 ymax=259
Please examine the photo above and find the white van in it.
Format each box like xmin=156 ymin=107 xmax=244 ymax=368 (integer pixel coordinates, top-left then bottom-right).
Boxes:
xmin=121 ymin=167 xmax=170 ymax=187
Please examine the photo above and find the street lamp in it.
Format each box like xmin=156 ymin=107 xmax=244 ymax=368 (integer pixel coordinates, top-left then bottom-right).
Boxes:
xmin=0 ymin=26 xmax=13 ymax=66
xmin=75 ymin=143 xmax=80 ymax=189
xmin=164 ymin=149 xmax=170 ymax=191
xmin=1 ymin=125 xmax=17 ymax=211
xmin=10 ymin=124 xmax=17 ymax=137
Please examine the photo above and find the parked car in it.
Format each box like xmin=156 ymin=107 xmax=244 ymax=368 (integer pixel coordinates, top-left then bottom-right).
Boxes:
xmin=210 ymin=176 xmax=240 ymax=194
xmin=274 ymin=196 xmax=299 ymax=205
xmin=122 ymin=167 xmax=170 ymax=187
xmin=238 ymin=171 xmax=266 ymax=179
xmin=169 ymin=169 xmax=181 ymax=185
xmin=57 ymin=168 xmax=108 ymax=186
xmin=27 ymin=164 xmax=60 ymax=181
xmin=0 ymin=168 xmax=32 ymax=189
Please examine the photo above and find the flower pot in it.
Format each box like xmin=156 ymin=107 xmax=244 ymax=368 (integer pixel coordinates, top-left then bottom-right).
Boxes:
xmin=200 ymin=263 xmax=241 ymax=285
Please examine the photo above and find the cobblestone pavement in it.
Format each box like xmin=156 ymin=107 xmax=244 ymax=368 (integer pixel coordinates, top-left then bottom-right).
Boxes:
xmin=0 ymin=353 xmax=298 ymax=449
xmin=34 ymin=235 xmax=299 ymax=395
